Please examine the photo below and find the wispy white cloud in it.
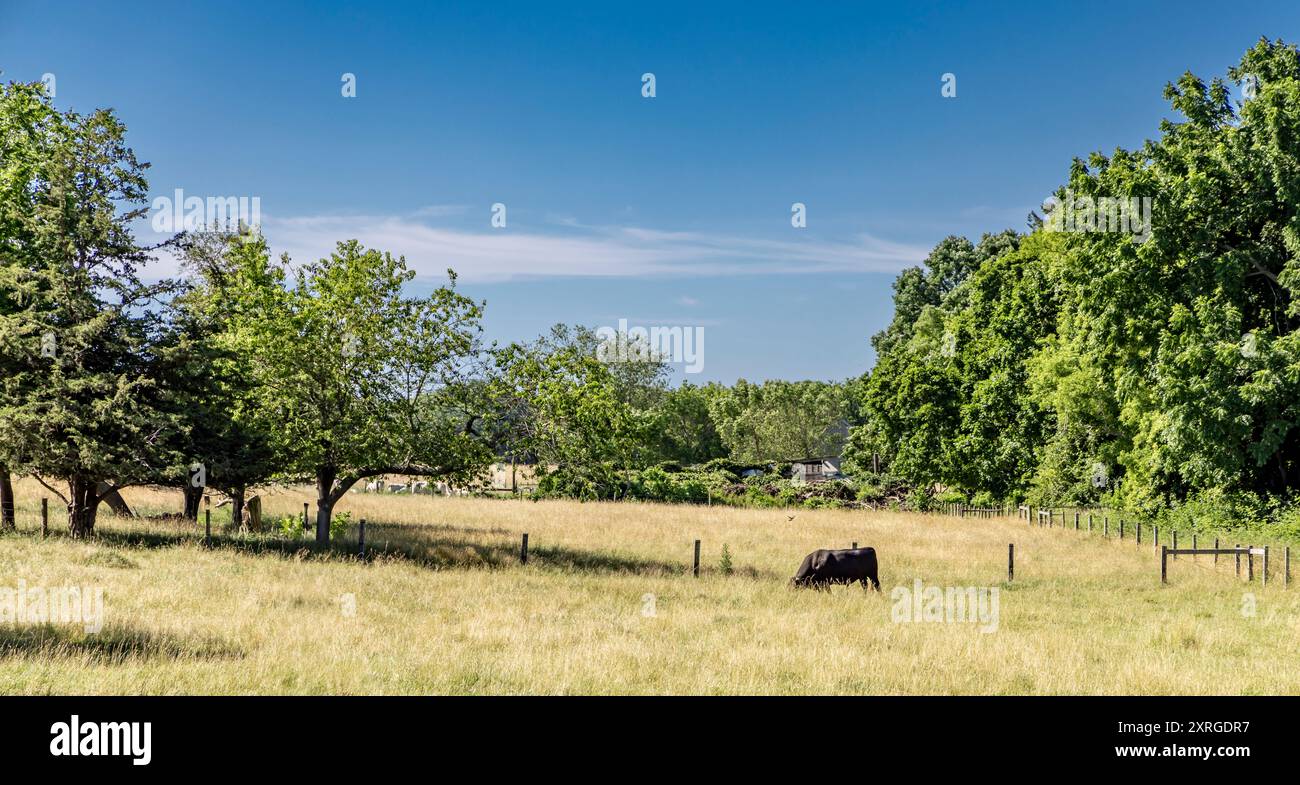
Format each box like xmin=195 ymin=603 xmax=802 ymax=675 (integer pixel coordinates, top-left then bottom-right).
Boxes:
xmin=143 ymin=211 xmax=930 ymax=283
xmin=409 ymin=204 xmax=472 ymax=218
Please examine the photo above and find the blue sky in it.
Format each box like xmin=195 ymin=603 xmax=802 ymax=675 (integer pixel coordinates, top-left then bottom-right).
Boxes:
xmin=3 ymin=1 xmax=1297 ymax=383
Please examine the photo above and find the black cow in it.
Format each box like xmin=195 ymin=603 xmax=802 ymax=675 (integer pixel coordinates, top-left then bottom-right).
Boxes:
xmin=790 ymin=547 xmax=880 ymax=591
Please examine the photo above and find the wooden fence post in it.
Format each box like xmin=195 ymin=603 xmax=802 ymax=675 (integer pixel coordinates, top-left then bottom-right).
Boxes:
xmin=1263 ymin=546 xmax=1269 ymax=587
xmin=1136 ymin=521 xmax=1141 ymax=544
xmin=1236 ymin=544 xmax=1241 ymax=578
xmin=358 ymin=518 xmax=366 ymax=557
xmin=1074 ymin=511 xmax=1080 ymax=530
xmin=521 ymin=533 xmax=529 ymax=565
xmin=1153 ymin=525 xmax=1158 ymax=549
xmin=303 ymin=502 xmax=309 ymax=534
xmin=1248 ymin=546 xmax=1255 ymax=583
xmin=1088 ymin=513 xmax=1093 ymax=532
xmin=1214 ymin=537 xmax=1219 ymax=565
xmin=1192 ymin=534 xmax=1197 ymax=560
xmin=1008 ymin=543 xmax=1014 ymax=582
xmin=41 ymin=497 xmax=48 ymax=539
xmin=1161 ymin=546 xmax=1168 ymax=584
xmin=693 ymin=539 xmax=701 ymax=578
xmin=852 ymin=541 xmax=857 ymax=549
xmin=205 ymin=508 xmax=211 ymax=547
xmin=1172 ymin=531 xmax=1177 ymax=557
xmin=1119 ymin=520 xmax=1124 ymax=540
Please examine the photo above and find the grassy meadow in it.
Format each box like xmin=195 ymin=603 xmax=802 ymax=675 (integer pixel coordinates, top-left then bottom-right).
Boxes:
xmin=2 ymin=477 xmax=1299 ymax=695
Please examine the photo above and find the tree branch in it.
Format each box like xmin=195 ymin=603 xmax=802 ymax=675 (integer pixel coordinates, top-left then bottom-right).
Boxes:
xmin=31 ymin=474 xmax=69 ymax=506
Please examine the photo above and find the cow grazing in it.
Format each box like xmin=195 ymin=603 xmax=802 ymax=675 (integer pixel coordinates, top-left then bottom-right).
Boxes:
xmin=790 ymin=547 xmax=881 ymax=591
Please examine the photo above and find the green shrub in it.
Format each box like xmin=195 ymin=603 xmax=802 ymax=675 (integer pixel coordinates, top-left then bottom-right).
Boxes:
xmin=803 ymin=496 xmax=845 ymax=509
xmin=275 ymin=515 xmax=308 ymax=539
xmin=699 ymin=458 xmax=754 ymax=479
xmin=934 ymin=489 xmax=966 ymax=505
xmin=903 ymin=486 xmax=934 ymax=512
xmin=535 ymin=464 xmax=623 ymax=500
xmin=275 ymin=511 xmax=350 ymax=541
xmin=331 ymin=511 xmax=352 ymax=540
xmin=626 ymin=466 xmax=709 ymax=504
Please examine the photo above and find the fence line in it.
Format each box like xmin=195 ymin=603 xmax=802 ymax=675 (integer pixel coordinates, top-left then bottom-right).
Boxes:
xmin=950 ymin=503 xmax=1292 ymax=588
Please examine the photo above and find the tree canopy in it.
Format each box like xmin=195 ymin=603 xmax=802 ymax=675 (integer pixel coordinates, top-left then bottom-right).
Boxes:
xmin=856 ymin=38 xmax=1300 ymax=523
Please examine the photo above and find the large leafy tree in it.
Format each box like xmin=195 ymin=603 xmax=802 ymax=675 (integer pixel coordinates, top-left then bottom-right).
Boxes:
xmin=646 ymin=382 xmax=727 ymax=465
xmin=162 ymin=228 xmax=280 ymax=527
xmin=234 ymin=239 xmax=489 ymax=542
xmin=0 ymin=82 xmax=184 ymax=536
xmin=486 ymin=326 xmax=644 ymax=499
xmin=861 ymin=38 xmax=1300 ymax=519
xmin=859 ymin=232 xmax=1023 ymax=492
xmin=0 ymin=82 xmax=54 ymax=529
xmin=708 ymin=379 xmax=848 ymax=463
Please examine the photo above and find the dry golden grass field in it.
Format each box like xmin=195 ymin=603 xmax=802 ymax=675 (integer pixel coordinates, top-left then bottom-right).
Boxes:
xmin=2 ymin=477 xmax=1299 ymax=695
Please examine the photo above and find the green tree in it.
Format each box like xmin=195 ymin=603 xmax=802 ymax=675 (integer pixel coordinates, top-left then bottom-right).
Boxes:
xmin=487 ymin=327 xmax=643 ymax=499
xmin=0 ymin=83 xmax=185 ymax=535
xmin=709 ymin=380 xmax=848 ymax=463
xmin=235 ymin=239 xmax=489 ymax=543
xmin=163 ymin=228 xmax=280 ymax=526
xmin=646 ymin=382 xmax=727 ymax=465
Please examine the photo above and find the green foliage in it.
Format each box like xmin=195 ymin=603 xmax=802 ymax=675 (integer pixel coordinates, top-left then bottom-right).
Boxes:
xmin=0 ymin=82 xmax=187 ymax=535
xmin=275 ymin=511 xmax=348 ymax=540
xmin=645 ymin=382 xmax=728 ymax=465
xmin=489 ymin=325 xmax=648 ymax=498
xmin=331 ymin=511 xmax=352 ymax=540
xmin=233 ymin=239 xmax=490 ymax=541
xmin=274 ymin=515 xmax=307 ymax=538
xmin=627 ymin=466 xmax=710 ymax=504
xmin=708 ymin=379 xmax=848 ymax=462
xmin=718 ymin=544 xmax=734 ymax=575
xmin=855 ymin=39 xmax=1300 ymax=533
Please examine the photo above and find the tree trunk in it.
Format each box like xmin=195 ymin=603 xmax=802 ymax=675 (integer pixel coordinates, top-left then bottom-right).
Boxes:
xmin=0 ymin=466 xmax=14 ymax=530
xmin=96 ymin=482 xmax=134 ymax=517
xmin=182 ymin=485 xmax=203 ymax=520
xmin=230 ymin=486 xmax=246 ymax=532
xmin=68 ymin=475 xmax=99 ymax=538
xmin=315 ymin=468 xmax=337 ymax=544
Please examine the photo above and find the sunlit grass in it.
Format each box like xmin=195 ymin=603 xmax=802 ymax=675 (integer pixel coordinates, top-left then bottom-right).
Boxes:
xmin=1 ymin=478 xmax=1298 ymax=694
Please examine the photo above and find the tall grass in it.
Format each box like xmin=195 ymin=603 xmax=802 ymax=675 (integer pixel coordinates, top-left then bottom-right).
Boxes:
xmin=1 ymin=478 xmax=1298 ymax=694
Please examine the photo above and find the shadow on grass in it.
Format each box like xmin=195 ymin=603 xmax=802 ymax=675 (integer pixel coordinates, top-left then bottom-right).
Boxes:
xmin=368 ymin=521 xmax=514 ymax=537
xmin=84 ymin=524 xmax=782 ymax=580
xmin=0 ymin=623 xmax=245 ymax=663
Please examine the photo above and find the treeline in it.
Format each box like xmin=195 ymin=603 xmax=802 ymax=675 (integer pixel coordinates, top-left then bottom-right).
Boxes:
xmin=486 ymin=324 xmax=860 ymax=503
xmin=0 ymin=82 xmax=861 ymax=539
xmin=854 ymin=39 xmax=1300 ymax=534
